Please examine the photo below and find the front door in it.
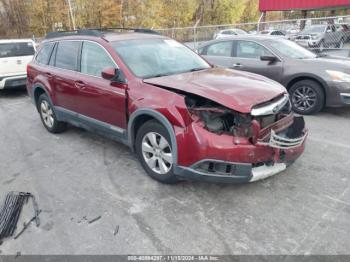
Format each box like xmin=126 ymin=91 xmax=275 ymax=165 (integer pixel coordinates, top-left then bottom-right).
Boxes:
xmin=74 ymin=41 xmax=127 ymax=129
xmin=231 ymin=40 xmax=283 ymax=82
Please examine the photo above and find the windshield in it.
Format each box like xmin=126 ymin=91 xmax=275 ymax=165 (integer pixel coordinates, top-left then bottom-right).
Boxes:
xmin=234 ymin=29 xmax=248 ymax=35
xmin=0 ymin=42 xmax=35 ymax=58
xmin=112 ymin=39 xmax=210 ymax=78
xmin=301 ymin=25 xmax=326 ymax=34
xmin=269 ymin=40 xmax=316 ymax=59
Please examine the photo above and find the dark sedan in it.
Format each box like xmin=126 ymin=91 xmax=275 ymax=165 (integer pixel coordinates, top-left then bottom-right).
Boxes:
xmin=198 ymin=36 xmax=350 ymax=114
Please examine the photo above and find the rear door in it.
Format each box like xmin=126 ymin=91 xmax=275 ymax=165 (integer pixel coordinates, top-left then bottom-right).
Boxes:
xmin=231 ymin=40 xmax=283 ymax=82
xmin=74 ymin=41 xmax=127 ymax=129
xmin=199 ymin=40 xmax=235 ymax=68
xmin=51 ymin=40 xmax=81 ymax=112
xmin=0 ymin=41 xmax=35 ymax=76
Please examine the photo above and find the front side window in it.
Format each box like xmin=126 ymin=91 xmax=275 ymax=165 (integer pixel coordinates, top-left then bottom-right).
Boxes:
xmin=0 ymin=42 xmax=35 ymax=58
xmin=222 ymin=30 xmax=234 ymax=35
xmin=112 ymin=39 xmax=210 ymax=79
xmin=36 ymin=42 xmax=54 ymax=65
xmin=235 ymin=41 xmax=273 ymax=59
xmin=55 ymin=41 xmax=81 ymax=71
xmin=269 ymin=40 xmax=316 ymax=59
xmin=81 ymin=41 xmax=115 ymax=77
xmin=206 ymin=41 xmax=232 ymax=57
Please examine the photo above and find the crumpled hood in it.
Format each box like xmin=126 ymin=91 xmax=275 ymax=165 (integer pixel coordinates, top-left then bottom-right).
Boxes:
xmin=144 ymin=67 xmax=286 ymax=113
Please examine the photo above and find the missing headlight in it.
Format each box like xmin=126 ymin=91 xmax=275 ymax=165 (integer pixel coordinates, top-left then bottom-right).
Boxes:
xmin=185 ymin=95 xmax=252 ymax=136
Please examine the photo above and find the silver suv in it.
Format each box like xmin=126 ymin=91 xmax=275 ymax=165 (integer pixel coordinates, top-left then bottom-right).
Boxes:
xmin=295 ymin=24 xmax=345 ymax=51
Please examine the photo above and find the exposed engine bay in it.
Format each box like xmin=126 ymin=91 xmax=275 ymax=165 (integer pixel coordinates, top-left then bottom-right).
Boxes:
xmin=185 ymin=94 xmax=292 ymax=138
xmin=185 ymin=95 xmax=253 ymax=137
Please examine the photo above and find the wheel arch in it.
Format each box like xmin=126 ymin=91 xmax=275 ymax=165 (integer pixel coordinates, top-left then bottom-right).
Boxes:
xmin=285 ymin=74 xmax=328 ymax=105
xmin=128 ymin=109 xmax=178 ymax=165
xmin=32 ymin=84 xmax=53 ymax=110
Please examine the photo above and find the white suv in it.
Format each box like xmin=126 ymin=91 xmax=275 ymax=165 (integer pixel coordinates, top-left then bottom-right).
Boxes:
xmin=0 ymin=39 xmax=36 ymax=89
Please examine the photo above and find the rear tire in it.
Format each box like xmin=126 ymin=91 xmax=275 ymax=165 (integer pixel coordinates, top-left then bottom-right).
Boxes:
xmin=37 ymin=93 xmax=67 ymax=133
xmin=135 ymin=120 xmax=179 ymax=184
xmin=318 ymin=40 xmax=325 ymax=52
xmin=336 ymin=38 xmax=345 ymax=48
xmin=289 ymin=80 xmax=324 ymax=115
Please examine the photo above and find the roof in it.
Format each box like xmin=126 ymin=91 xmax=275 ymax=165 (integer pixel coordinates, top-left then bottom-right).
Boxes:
xmin=199 ymin=35 xmax=285 ymax=47
xmin=0 ymin=39 xmax=34 ymax=43
xmin=259 ymin=0 xmax=350 ymax=11
xmin=43 ymin=28 xmax=164 ymax=42
xmin=104 ymin=32 xmax=166 ymax=42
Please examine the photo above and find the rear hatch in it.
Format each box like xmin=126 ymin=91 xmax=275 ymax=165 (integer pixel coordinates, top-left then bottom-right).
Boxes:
xmin=0 ymin=41 xmax=36 ymax=76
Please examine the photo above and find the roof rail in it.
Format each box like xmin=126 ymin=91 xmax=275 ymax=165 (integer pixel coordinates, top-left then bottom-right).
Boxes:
xmin=45 ymin=28 xmax=160 ymax=39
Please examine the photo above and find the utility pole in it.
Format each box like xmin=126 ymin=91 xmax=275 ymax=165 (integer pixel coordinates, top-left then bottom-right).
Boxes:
xmin=67 ymin=0 xmax=76 ymax=30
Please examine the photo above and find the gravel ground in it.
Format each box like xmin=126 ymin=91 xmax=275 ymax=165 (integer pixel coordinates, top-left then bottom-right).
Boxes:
xmin=0 ymin=89 xmax=350 ymax=255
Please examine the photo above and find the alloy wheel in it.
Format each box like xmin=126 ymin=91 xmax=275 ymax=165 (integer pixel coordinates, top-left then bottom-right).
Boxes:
xmin=291 ymin=85 xmax=317 ymax=112
xmin=141 ymin=132 xmax=173 ymax=175
xmin=40 ymin=100 xmax=54 ymax=128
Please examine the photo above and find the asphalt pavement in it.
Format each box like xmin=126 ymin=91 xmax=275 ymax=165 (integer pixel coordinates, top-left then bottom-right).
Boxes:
xmin=0 ymin=89 xmax=350 ymax=255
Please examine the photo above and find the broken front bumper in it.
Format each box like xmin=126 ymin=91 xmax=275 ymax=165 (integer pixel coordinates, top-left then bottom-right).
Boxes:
xmin=174 ymin=115 xmax=307 ymax=183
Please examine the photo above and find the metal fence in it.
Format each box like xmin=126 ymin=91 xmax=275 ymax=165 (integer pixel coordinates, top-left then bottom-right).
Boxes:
xmin=155 ymin=15 xmax=350 ymax=56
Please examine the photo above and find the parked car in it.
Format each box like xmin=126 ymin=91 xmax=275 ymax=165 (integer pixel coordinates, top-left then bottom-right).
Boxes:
xmin=259 ymin=30 xmax=286 ymax=36
xmin=213 ymin=28 xmax=248 ymax=39
xmin=26 ymin=29 xmax=307 ymax=184
xmin=198 ymin=36 xmax=350 ymax=114
xmin=295 ymin=24 xmax=345 ymax=51
xmin=335 ymin=23 xmax=350 ymax=42
xmin=0 ymin=39 xmax=36 ymax=90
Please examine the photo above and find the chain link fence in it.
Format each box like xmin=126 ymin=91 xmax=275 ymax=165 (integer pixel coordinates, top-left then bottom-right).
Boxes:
xmin=156 ymin=15 xmax=350 ymax=57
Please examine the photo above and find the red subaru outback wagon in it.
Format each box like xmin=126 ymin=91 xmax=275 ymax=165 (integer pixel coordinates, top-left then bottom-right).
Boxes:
xmin=27 ymin=29 xmax=307 ymax=184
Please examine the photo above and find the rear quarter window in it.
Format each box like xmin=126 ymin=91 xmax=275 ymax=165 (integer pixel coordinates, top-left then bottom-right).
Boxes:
xmin=36 ymin=42 xmax=55 ymax=65
xmin=0 ymin=42 xmax=35 ymax=58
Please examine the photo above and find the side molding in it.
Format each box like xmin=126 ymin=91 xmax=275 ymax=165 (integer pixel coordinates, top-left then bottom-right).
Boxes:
xmin=128 ymin=109 xmax=178 ymax=165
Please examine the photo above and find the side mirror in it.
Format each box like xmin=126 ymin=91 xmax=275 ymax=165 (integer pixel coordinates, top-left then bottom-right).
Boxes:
xmin=326 ymin=29 xmax=332 ymax=33
xmin=101 ymin=67 xmax=118 ymax=80
xmin=260 ymin=55 xmax=278 ymax=63
xmin=101 ymin=67 xmax=125 ymax=83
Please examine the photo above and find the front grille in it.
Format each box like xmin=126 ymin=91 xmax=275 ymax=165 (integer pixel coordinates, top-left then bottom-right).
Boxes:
xmin=269 ymin=129 xmax=307 ymax=149
xmin=258 ymin=116 xmax=307 ymax=149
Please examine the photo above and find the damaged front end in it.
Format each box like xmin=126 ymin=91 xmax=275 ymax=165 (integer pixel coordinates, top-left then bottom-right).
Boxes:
xmin=185 ymin=93 xmax=307 ymax=149
xmin=176 ymin=93 xmax=307 ymax=183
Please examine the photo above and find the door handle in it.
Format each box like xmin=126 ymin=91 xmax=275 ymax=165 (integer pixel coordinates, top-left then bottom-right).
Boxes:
xmin=232 ymin=63 xmax=243 ymax=68
xmin=74 ymin=80 xmax=86 ymax=89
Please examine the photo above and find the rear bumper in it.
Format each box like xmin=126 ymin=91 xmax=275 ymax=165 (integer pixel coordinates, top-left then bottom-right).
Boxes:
xmin=0 ymin=74 xmax=27 ymax=89
xmin=174 ymin=115 xmax=307 ymax=183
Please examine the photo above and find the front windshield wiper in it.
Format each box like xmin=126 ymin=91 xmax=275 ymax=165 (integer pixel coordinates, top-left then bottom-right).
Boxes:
xmin=189 ymin=67 xmax=208 ymax=72
xmin=316 ymin=53 xmax=327 ymax=58
xmin=147 ymin=73 xmax=172 ymax=78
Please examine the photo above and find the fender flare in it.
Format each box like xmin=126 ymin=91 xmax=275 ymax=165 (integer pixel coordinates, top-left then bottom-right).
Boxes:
xmin=128 ymin=109 xmax=178 ymax=165
xmin=32 ymin=83 xmax=54 ymax=107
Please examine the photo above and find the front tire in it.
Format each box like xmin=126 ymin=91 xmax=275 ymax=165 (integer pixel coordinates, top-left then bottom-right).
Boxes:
xmin=289 ymin=80 xmax=324 ymax=115
xmin=135 ymin=120 xmax=179 ymax=184
xmin=37 ymin=93 xmax=67 ymax=133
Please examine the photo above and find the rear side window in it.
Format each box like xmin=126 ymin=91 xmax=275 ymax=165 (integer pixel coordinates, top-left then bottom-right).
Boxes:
xmin=36 ymin=42 xmax=54 ymax=65
xmin=235 ymin=41 xmax=273 ymax=59
xmin=206 ymin=41 xmax=232 ymax=57
xmin=80 ymin=41 xmax=115 ymax=77
xmin=0 ymin=42 xmax=35 ymax=58
xmin=55 ymin=41 xmax=81 ymax=71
